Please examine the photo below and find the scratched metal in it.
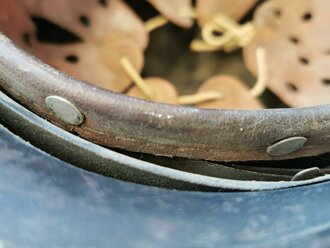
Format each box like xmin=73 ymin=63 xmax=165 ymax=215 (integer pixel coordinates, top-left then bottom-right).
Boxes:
xmin=2 ymin=90 xmax=330 ymax=191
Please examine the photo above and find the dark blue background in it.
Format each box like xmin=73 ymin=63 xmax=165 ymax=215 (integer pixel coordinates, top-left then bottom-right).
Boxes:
xmin=1 ymin=125 xmax=330 ymax=248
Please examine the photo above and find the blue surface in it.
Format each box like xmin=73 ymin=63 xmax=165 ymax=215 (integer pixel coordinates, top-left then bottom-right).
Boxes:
xmin=1 ymin=126 xmax=330 ymax=248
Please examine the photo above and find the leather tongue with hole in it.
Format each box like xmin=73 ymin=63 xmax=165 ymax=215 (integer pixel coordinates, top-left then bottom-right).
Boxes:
xmin=243 ymin=0 xmax=330 ymax=107
xmin=25 ymin=0 xmax=149 ymax=49
xmin=34 ymin=36 xmax=143 ymax=92
xmin=7 ymin=0 xmax=149 ymax=92
xmin=196 ymin=75 xmax=264 ymax=109
xmin=196 ymin=0 xmax=257 ymax=27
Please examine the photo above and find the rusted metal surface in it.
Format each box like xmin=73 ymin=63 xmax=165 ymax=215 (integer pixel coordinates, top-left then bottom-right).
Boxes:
xmin=0 ymin=34 xmax=330 ymax=162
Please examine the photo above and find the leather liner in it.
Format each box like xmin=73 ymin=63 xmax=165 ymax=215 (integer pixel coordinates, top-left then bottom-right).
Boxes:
xmin=0 ymin=34 xmax=330 ymax=162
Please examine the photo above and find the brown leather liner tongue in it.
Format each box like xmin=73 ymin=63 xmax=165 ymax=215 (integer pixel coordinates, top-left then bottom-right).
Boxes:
xmin=33 ymin=36 xmax=144 ymax=93
xmin=196 ymin=0 xmax=257 ymax=27
xmin=196 ymin=75 xmax=264 ymax=109
xmin=0 ymin=0 xmax=150 ymax=93
xmin=243 ymin=0 xmax=330 ymax=108
xmin=25 ymin=0 xmax=149 ymax=50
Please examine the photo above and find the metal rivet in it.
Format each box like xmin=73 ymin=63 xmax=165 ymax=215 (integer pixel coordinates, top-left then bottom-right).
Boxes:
xmin=45 ymin=96 xmax=84 ymax=125
xmin=266 ymin=136 xmax=307 ymax=157
xmin=291 ymin=167 xmax=326 ymax=181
